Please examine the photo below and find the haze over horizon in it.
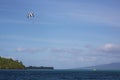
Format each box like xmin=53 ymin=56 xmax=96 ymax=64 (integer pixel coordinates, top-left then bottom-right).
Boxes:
xmin=0 ymin=0 xmax=120 ymax=69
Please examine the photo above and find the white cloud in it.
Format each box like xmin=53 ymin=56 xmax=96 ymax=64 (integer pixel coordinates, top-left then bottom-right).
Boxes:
xmin=15 ymin=47 xmax=82 ymax=54
xmin=16 ymin=48 xmax=47 ymax=53
xmin=98 ymin=43 xmax=120 ymax=54
xmin=16 ymin=48 xmax=26 ymax=52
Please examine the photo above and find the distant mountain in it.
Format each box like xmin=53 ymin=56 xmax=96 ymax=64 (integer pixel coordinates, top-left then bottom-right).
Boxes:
xmin=81 ymin=62 xmax=120 ymax=70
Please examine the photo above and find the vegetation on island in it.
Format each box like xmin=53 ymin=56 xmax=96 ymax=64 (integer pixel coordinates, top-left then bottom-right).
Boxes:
xmin=0 ymin=56 xmax=25 ymax=69
xmin=26 ymin=66 xmax=54 ymax=70
xmin=0 ymin=56 xmax=54 ymax=70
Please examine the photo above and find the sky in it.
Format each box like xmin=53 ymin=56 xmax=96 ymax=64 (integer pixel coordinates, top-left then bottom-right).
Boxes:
xmin=0 ymin=0 xmax=120 ymax=69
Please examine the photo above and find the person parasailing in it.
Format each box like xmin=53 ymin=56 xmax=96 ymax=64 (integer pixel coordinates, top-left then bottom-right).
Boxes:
xmin=27 ymin=12 xmax=35 ymax=18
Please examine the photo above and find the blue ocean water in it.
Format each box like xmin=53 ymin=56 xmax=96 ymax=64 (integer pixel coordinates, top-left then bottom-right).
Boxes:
xmin=0 ymin=70 xmax=120 ymax=80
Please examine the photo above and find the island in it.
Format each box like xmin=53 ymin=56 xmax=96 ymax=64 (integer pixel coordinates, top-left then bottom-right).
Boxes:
xmin=0 ymin=56 xmax=25 ymax=69
xmin=0 ymin=56 xmax=54 ymax=70
xmin=26 ymin=66 xmax=54 ymax=70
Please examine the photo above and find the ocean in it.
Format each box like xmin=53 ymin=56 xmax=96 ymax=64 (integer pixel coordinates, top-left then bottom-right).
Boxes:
xmin=0 ymin=70 xmax=120 ymax=80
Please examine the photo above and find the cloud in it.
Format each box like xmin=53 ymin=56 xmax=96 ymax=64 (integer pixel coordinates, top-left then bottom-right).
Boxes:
xmin=15 ymin=47 xmax=82 ymax=54
xmin=16 ymin=48 xmax=47 ymax=53
xmin=98 ymin=43 xmax=120 ymax=54
xmin=16 ymin=48 xmax=26 ymax=52
xmin=51 ymin=48 xmax=82 ymax=54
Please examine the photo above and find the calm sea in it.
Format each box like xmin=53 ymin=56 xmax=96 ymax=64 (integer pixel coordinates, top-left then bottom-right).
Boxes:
xmin=0 ymin=70 xmax=120 ymax=80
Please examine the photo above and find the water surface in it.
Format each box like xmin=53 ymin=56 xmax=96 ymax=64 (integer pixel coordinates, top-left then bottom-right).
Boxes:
xmin=0 ymin=70 xmax=120 ymax=80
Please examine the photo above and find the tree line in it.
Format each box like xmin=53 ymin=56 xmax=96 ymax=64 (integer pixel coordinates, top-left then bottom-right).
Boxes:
xmin=0 ymin=56 xmax=25 ymax=69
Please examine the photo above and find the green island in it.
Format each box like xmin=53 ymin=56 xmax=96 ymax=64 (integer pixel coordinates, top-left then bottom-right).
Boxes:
xmin=0 ymin=56 xmax=25 ymax=69
xmin=0 ymin=56 xmax=54 ymax=70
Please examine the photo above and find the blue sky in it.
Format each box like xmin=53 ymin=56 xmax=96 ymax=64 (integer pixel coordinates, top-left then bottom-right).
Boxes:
xmin=0 ymin=0 xmax=120 ymax=69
